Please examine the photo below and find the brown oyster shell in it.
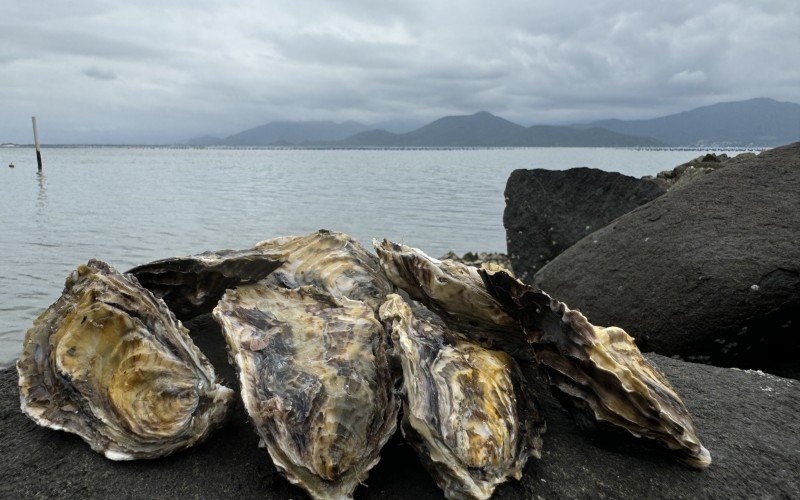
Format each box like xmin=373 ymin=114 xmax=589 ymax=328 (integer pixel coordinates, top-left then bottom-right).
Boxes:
xmin=379 ymin=294 xmax=545 ymax=500
xmin=375 ymin=240 xmax=710 ymax=469
xmin=373 ymin=239 xmax=528 ymax=358
xmin=480 ymin=269 xmax=711 ymax=469
xmin=17 ymin=260 xmax=233 ymax=460
xmin=213 ymin=284 xmax=399 ymax=499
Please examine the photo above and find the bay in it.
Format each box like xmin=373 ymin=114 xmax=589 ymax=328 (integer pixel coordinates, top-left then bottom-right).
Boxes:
xmin=0 ymin=146 xmax=755 ymax=364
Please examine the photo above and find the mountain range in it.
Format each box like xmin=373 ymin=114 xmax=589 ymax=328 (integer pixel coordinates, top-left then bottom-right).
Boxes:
xmin=580 ymin=98 xmax=800 ymax=147
xmin=187 ymin=98 xmax=800 ymax=148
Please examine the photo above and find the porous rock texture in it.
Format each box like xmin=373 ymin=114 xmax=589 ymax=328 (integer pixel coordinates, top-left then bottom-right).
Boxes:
xmin=1 ymin=314 xmax=798 ymax=499
xmin=534 ymin=143 xmax=800 ymax=378
xmin=504 ymin=167 xmax=666 ymax=281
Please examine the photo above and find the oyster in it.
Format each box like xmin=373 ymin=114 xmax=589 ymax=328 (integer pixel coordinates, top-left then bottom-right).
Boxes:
xmin=373 ymin=239 xmax=526 ymax=357
xmin=379 ymin=294 xmax=545 ymax=500
xmin=129 ymin=230 xmax=390 ymax=320
xmin=376 ymin=240 xmax=710 ymax=469
xmin=128 ymin=248 xmax=283 ymax=320
xmin=17 ymin=260 xmax=233 ymax=460
xmin=480 ymin=270 xmax=711 ymax=469
xmin=254 ymin=230 xmax=392 ymax=312
xmin=213 ymin=283 xmax=399 ymax=499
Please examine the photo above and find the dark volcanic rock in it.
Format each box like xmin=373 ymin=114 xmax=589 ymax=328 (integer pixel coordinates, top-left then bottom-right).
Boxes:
xmin=504 ymin=167 xmax=666 ymax=281
xmin=535 ymin=143 xmax=800 ymax=377
xmin=2 ymin=311 xmax=799 ymax=498
xmin=650 ymin=151 xmax=757 ymax=189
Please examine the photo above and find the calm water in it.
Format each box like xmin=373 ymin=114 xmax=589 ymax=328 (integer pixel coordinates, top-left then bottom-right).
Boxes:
xmin=0 ymin=146 xmax=754 ymax=364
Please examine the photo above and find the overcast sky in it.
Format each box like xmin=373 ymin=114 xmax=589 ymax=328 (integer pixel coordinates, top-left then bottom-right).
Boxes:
xmin=2 ymin=0 xmax=799 ymax=143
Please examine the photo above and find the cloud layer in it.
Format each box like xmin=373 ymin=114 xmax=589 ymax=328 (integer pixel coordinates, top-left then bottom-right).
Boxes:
xmin=1 ymin=0 xmax=799 ymax=143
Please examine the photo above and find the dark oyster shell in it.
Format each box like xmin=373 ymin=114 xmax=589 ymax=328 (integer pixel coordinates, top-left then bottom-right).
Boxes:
xmin=128 ymin=248 xmax=282 ymax=320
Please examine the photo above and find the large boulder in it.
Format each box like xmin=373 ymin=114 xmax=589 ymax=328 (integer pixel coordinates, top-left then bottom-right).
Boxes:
xmin=535 ymin=143 xmax=800 ymax=377
xmin=1 ymin=315 xmax=798 ymax=498
xmin=504 ymin=167 xmax=666 ymax=281
xmin=650 ymin=152 xmax=757 ymax=189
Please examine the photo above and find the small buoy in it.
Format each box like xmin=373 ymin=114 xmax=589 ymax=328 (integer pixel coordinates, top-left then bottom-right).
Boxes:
xmin=7 ymin=162 xmax=14 ymax=168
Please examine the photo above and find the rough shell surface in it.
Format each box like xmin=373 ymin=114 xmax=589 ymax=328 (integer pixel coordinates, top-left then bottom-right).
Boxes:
xmin=255 ymin=230 xmax=393 ymax=313
xmin=379 ymin=294 xmax=545 ymax=500
xmin=17 ymin=260 xmax=233 ymax=460
xmin=479 ymin=269 xmax=711 ymax=469
xmin=375 ymin=240 xmax=710 ymax=469
xmin=373 ymin=239 xmax=528 ymax=358
xmin=128 ymin=248 xmax=283 ymax=319
xmin=129 ymin=230 xmax=391 ymax=320
xmin=213 ymin=283 xmax=399 ymax=500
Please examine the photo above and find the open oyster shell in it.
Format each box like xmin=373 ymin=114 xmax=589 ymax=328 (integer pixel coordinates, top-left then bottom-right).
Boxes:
xmin=379 ymin=294 xmax=545 ymax=500
xmin=376 ymin=240 xmax=710 ymax=470
xmin=480 ymin=270 xmax=711 ymax=469
xmin=128 ymin=248 xmax=283 ymax=319
xmin=17 ymin=260 xmax=234 ymax=460
xmin=213 ymin=283 xmax=399 ymax=500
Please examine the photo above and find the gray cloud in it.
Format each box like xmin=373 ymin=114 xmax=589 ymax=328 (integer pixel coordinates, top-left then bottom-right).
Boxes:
xmin=0 ymin=0 xmax=799 ymax=143
xmin=83 ymin=67 xmax=118 ymax=81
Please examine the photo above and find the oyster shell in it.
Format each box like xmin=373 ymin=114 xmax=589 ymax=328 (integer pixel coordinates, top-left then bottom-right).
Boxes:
xmin=379 ymin=294 xmax=545 ymax=500
xmin=480 ymin=270 xmax=711 ymax=469
xmin=373 ymin=239 xmax=527 ymax=358
xmin=17 ymin=260 xmax=233 ymax=460
xmin=213 ymin=283 xmax=399 ymax=499
xmin=128 ymin=248 xmax=283 ymax=320
xmin=254 ymin=230 xmax=392 ymax=312
xmin=376 ymin=240 xmax=710 ymax=469
xmin=129 ymin=230 xmax=390 ymax=320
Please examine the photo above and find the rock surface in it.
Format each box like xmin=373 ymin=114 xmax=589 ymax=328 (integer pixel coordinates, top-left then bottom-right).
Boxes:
xmin=649 ymin=152 xmax=757 ymax=189
xmin=2 ymin=315 xmax=798 ymax=499
xmin=504 ymin=167 xmax=666 ymax=281
xmin=535 ymin=143 xmax=800 ymax=377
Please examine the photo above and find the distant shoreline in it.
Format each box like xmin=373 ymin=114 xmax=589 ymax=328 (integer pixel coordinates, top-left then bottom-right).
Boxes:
xmin=0 ymin=144 xmax=768 ymax=151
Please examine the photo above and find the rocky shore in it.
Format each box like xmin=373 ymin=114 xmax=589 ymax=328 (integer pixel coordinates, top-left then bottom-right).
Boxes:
xmin=1 ymin=144 xmax=799 ymax=499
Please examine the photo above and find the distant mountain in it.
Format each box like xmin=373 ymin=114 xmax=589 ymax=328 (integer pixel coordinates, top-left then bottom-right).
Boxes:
xmin=220 ymin=120 xmax=370 ymax=146
xmin=185 ymin=135 xmax=222 ymax=146
xmin=334 ymin=111 xmax=662 ymax=147
xmin=199 ymin=97 xmax=800 ymax=148
xmin=581 ymin=98 xmax=800 ymax=147
xmin=371 ymin=118 xmax=425 ymax=134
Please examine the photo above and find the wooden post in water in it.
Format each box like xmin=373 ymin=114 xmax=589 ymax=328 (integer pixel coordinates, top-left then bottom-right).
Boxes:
xmin=31 ymin=116 xmax=42 ymax=171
